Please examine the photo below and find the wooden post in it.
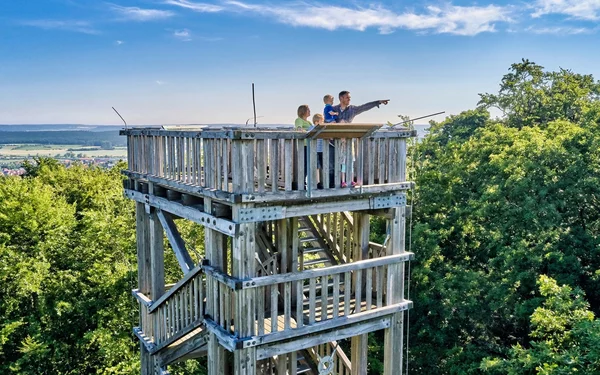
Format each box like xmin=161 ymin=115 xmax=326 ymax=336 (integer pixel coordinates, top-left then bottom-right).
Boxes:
xmin=384 ymin=206 xmax=406 ymax=375
xmin=232 ymin=139 xmax=258 ymax=375
xmin=137 ymin=201 xmax=154 ymax=375
xmin=351 ymin=212 xmax=370 ymax=375
xmin=384 ymin=137 xmax=407 ymax=375
xmin=205 ymin=198 xmax=230 ymax=375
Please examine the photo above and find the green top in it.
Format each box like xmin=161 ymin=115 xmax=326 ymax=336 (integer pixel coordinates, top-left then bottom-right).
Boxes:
xmin=295 ymin=117 xmax=311 ymax=130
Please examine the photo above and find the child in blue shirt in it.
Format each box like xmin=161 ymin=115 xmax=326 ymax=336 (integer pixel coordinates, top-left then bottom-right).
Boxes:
xmin=323 ymin=94 xmax=338 ymax=123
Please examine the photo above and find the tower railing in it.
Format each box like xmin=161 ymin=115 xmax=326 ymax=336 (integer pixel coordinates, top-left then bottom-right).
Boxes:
xmin=122 ymin=126 xmax=415 ymax=202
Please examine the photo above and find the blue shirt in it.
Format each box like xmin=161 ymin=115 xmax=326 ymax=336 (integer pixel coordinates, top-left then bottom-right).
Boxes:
xmin=308 ymin=125 xmax=324 ymax=152
xmin=324 ymin=104 xmax=337 ymax=123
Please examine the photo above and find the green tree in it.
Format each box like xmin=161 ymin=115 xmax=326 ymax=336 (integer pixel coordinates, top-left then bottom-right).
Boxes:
xmin=481 ymin=275 xmax=600 ymax=374
xmin=408 ymin=61 xmax=600 ymax=374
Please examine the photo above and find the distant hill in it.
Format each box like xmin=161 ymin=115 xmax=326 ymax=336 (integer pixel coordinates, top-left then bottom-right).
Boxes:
xmin=0 ymin=124 xmax=126 ymax=132
xmin=0 ymin=124 xmax=430 ymax=145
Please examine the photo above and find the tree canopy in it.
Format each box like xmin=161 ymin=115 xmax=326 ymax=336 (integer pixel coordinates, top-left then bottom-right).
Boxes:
xmin=408 ymin=59 xmax=600 ymax=374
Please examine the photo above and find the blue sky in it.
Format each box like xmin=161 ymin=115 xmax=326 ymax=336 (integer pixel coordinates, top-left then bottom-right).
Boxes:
xmin=1 ymin=0 xmax=599 ymax=125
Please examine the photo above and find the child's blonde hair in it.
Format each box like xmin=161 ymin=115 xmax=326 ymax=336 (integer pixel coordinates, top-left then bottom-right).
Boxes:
xmin=323 ymin=94 xmax=334 ymax=104
xmin=313 ymin=113 xmax=324 ymax=124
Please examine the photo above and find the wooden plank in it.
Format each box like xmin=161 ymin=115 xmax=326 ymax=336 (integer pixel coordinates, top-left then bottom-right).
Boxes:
xmin=309 ymin=139 xmax=317 ymax=191
xmin=157 ymin=210 xmax=195 ymax=274
xmin=125 ymin=189 xmax=237 ymax=236
xmin=321 ymin=276 xmax=328 ymax=321
xmin=270 ymin=139 xmax=279 ymax=193
xmin=157 ymin=330 xmax=208 ymax=367
xmin=346 ymin=138 xmax=354 ymax=187
xmin=132 ymin=289 xmax=153 ymax=307
xmin=322 ymin=137 xmax=330 ymax=190
xmin=256 ymin=318 xmax=389 ymax=360
xmin=239 ymin=181 xmax=413 ymax=203
xmin=284 ymin=282 xmax=292 ymax=329
xmin=334 ymin=139 xmax=341 ymax=189
xmin=344 ymin=271 xmax=351 ymax=316
xmin=257 ymin=140 xmax=266 ymax=193
xmin=245 ymin=254 xmax=413 ymax=288
xmin=245 ymin=303 xmax=409 ymax=349
xmin=309 ymin=277 xmax=316 ymax=324
xmin=284 ymin=140 xmax=293 ymax=191
xmin=122 ymin=170 xmax=236 ymax=203
xmin=332 ymin=274 xmax=340 ymax=319
xmin=121 ymin=126 xmax=416 ymax=139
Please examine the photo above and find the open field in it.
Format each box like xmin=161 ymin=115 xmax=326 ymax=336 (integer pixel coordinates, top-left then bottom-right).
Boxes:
xmin=0 ymin=144 xmax=128 ymax=158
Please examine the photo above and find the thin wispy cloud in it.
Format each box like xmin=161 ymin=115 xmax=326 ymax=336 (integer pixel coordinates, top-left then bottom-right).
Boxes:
xmin=156 ymin=80 xmax=167 ymax=85
xmin=526 ymin=25 xmax=595 ymax=34
xmin=110 ymin=4 xmax=175 ymax=21
xmin=20 ymin=20 xmax=99 ymax=34
xmin=531 ymin=0 xmax=600 ymax=21
xmin=115 ymin=40 xmax=124 ymax=45
xmin=163 ymin=0 xmax=223 ymax=12
xmin=221 ymin=1 xmax=513 ymax=36
xmin=173 ymin=28 xmax=192 ymax=41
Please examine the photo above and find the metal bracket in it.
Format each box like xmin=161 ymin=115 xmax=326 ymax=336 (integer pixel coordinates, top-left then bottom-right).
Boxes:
xmin=238 ymin=206 xmax=285 ymax=223
xmin=371 ymin=194 xmax=406 ymax=209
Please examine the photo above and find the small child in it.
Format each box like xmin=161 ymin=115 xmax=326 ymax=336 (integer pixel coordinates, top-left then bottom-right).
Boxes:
xmin=323 ymin=94 xmax=338 ymax=123
xmin=311 ymin=114 xmax=325 ymax=188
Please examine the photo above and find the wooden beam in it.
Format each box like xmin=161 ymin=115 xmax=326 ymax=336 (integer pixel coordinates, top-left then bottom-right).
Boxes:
xmin=241 ymin=182 xmax=413 ymax=203
xmin=351 ymin=212 xmax=370 ymax=375
xmin=243 ymin=253 xmax=414 ymax=288
xmin=157 ymin=210 xmax=195 ymax=274
xmin=148 ymin=264 xmax=203 ymax=313
xmin=256 ymin=318 xmax=390 ymax=360
xmin=242 ymin=302 xmax=412 ymax=348
xmin=384 ymin=207 xmax=406 ymax=375
xmin=157 ymin=332 xmax=209 ymax=367
xmin=125 ymin=189 xmax=237 ymax=236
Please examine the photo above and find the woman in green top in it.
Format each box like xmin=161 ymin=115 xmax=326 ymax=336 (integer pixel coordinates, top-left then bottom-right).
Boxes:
xmin=295 ymin=105 xmax=312 ymax=129
xmin=294 ymin=104 xmax=311 ymax=190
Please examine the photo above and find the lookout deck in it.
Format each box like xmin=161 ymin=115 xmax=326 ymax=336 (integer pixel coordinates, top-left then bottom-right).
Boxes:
xmin=123 ymin=124 xmax=415 ymax=375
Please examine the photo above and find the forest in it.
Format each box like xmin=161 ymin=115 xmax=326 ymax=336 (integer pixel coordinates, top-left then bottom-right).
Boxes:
xmin=1 ymin=59 xmax=600 ymax=374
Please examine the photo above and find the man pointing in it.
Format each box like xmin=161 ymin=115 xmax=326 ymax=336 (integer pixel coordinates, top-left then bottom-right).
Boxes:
xmin=332 ymin=91 xmax=390 ymax=123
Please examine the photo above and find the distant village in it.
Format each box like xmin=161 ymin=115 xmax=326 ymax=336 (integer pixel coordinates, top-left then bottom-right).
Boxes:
xmin=1 ymin=156 xmax=123 ymax=177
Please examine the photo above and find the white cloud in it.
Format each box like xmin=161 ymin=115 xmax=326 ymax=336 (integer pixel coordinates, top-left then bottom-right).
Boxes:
xmin=110 ymin=4 xmax=175 ymax=21
xmin=163 ymin=0 xmax=223 ymax=12
xmin=156 ymin=80 xmax=167 ymax=85
xmin=115 ymin=40 xmax=124 ymax=45
xmin=526 ymin=25 xmax=595 ymax=34
xmin=531 ymin=0 xmax=600 ymax=20
xmin=173 ymin=28 xmax=192 ymax=41
xmin=20 ymin=20 xmax=99 ymax=34
xmin=221 ymin=1 xmax=513 ymax=36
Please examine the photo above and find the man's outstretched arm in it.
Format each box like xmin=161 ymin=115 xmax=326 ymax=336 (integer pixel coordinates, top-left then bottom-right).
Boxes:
xmin=353 ymin=100 xmax=390 ymax=116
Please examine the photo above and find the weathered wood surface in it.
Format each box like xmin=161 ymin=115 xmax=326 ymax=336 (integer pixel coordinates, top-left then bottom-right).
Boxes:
xmin=124 ymin=127 xmax=414 ymax=200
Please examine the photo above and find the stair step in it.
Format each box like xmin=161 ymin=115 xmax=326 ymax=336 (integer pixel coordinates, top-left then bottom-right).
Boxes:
xmin=300 ymin=236 xmax=319 ymax=243
xmin=303 ymin=257 xmax=330 ymax=267
xmin=302 ymin=246 xmax=325 ymax=254
xmin=297 ymin=363 xmax=311 ymax=374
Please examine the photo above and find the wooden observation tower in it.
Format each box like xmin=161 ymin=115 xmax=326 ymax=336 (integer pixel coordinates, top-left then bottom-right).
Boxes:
xmin=122 ymin=124 xmax=415 ymax=375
